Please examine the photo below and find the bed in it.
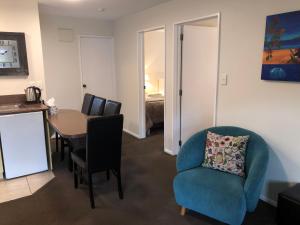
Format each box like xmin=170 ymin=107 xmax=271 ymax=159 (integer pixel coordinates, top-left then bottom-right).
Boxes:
xmin=145 ymin=93 xmax=164 ymax=135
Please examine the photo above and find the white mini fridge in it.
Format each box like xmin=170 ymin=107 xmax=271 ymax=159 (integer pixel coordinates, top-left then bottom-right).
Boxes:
xmin=0 ymin=111 xmax=48 ymax=179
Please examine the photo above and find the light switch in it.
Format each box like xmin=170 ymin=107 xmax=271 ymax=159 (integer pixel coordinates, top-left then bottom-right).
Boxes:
xmin=220 ymin=73 xmax=228 ymax=86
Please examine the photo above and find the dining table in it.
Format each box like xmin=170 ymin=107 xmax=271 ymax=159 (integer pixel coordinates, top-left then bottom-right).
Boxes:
xmin=47 ymin=109 xmax=91 ymax=171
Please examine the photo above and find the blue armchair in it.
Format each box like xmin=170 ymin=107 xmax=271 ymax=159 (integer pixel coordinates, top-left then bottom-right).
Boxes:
xmin=173 ymin=126 xmax=269 ymax=225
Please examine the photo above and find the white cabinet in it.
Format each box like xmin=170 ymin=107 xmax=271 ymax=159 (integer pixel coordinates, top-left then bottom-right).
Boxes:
xmin=0 ymin=111 xmax=48 ymax=179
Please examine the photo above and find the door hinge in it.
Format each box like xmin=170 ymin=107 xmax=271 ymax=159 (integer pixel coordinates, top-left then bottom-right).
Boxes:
xmin=180 ymin=33 xmax=184 ymax=41
xmin=144 ymin=85 xmax=146 ymax=90
xmin=179 ymin=140 xmax=182 ymax=147
xmin=179 ymin=89 xmax=182 ymax=96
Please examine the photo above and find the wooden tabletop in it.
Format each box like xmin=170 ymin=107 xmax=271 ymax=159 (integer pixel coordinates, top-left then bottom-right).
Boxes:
xmin=47 ymin=109 xmax=89 ymax=139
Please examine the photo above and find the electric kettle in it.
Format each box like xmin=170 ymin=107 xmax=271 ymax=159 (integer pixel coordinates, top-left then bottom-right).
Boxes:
xmin=25 ymin=86 xmax=42 ymax=103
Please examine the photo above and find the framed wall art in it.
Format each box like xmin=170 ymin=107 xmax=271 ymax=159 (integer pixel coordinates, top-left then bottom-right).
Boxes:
xmin=261 ymin=10 xmax=300 ymax=82
xmin=0 ymin=32 xmax=29 ymax=76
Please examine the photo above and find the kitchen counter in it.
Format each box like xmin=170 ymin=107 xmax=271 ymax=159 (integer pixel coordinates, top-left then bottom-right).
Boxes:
xmin=0 ymin=94 xmax=48 ymax=115
xmin=0 ymin=103 xmax=48 ymax=115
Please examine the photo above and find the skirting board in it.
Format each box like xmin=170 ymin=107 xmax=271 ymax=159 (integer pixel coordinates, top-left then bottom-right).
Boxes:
xmin=260 ymin=195 xmax=277 ymax=207
xmin=123 ymin=129 xmax=142 ymax=139
xmin=164 ymin=148 xmax=176 ymax=156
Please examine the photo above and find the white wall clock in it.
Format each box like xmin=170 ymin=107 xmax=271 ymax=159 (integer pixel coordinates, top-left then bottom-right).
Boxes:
xmin=0 ymin=32 xmax=29 ymax=76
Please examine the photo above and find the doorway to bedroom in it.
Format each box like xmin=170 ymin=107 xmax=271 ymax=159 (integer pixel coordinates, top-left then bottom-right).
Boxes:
xmin=138 ymin=27 xmax=165 ymax=140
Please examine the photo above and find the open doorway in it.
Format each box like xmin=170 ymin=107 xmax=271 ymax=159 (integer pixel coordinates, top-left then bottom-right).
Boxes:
xmin=174 ymin=14 xmax=220 ymax=150
xmin=138 ymin=27 xmax=166 ymax=140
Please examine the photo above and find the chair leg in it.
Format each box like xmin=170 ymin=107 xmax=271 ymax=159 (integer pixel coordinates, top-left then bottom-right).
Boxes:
xmin=180 ymin=207 xmax=186 ymax=216
xmin=106 ymin=169 xmax=110 ymax=181
xmin=68 ymin=142 xmax=73 ymax=172
xmin=88 ymin=172 xmax=95 ymax=209
xmin=116 ymin=169 xmax=123 ymax=199
xmin=60 ymin=137 xmax=65 ymax=161
xmin=55 ymin=132 xmax=59 ymax=152
xmin=80 ymin=168 xmax=83 ymax=184
xmin=73 ymin=162 xmax=78 ymax=189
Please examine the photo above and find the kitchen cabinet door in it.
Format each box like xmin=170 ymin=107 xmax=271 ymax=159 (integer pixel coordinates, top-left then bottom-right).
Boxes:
xmin=0 ymin=111 xmax=48 ymax=179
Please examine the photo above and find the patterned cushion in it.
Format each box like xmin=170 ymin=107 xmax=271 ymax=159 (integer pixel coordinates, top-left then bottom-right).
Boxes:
xmin=202 ymin=131 xmax=249 ymax=177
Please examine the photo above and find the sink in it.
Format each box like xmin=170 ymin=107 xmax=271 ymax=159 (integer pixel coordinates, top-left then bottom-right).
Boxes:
xmin=0 ymin=104 xmax=24 ymax=110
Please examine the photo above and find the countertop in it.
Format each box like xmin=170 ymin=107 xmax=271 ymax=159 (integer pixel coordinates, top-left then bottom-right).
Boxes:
xmin=0 ymin=103 xmax=48 ymax=115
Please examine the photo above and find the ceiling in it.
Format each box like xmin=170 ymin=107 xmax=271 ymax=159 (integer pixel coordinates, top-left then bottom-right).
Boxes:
xmin=38 ymin=0 xmax=171 ymax=21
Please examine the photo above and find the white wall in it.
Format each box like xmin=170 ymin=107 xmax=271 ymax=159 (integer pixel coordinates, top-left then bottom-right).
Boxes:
xmin=113 ymin=0 xmax=300 ymax=204
xmin=144 ymin=30 xmax=165 ymax=94
xmin=0 ymin=0 xmax=46 ymax=98
xmin=39 ymin=14 xmax=113 ymax=110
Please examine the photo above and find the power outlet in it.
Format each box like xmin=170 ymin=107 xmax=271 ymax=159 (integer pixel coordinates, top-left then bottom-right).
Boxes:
xmin=220 ymin=73 xmax=228 ymax=86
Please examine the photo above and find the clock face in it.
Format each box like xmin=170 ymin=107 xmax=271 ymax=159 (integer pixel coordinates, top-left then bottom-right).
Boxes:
xmin=0 ymin=40 xmax=20 ymax=69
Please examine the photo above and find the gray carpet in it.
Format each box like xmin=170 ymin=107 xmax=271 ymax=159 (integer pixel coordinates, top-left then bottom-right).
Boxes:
xmin=0 ymin=132 xmax=276 ymax=225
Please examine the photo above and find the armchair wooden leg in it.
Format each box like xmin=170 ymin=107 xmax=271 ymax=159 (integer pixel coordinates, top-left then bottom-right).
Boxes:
xmin=180 ymin=207 xmax=186 ymax=216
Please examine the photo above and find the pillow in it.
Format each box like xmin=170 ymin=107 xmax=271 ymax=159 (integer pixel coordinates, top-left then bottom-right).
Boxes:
xmin=202 ymin=131 xmax=249 ymax=177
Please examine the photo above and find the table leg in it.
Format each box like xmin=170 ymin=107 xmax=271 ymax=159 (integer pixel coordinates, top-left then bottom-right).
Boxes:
xmin=55 ymin=132 xmax=59 ymax=152
xmin=60 ymin=137 xmax=65 ymax=161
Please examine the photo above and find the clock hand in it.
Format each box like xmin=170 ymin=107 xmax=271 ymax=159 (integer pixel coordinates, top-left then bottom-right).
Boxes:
xmin=0 ymin=50 xmax=8 ymax=55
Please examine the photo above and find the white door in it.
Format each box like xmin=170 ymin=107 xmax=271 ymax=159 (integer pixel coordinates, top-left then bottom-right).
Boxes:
xmin=181 ymin=25 xmax=218 ymax=144
xmin=0 ymin=112 xmax=48 ymax=179
xmin=79 ymin=36 xmax=116 ymax=100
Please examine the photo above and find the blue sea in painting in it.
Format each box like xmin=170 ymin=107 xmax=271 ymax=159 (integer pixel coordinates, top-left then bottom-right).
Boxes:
xmin=262 ymin=64 xmax=300 ymax=81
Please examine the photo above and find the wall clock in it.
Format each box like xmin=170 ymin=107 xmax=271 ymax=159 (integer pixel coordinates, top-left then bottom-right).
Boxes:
xmin=0 ymin=32 xmax=29 ymax=76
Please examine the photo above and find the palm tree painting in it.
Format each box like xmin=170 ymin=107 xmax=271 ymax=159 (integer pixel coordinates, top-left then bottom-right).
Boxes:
xmin=262 ymin=10 xmax=300 ymax=81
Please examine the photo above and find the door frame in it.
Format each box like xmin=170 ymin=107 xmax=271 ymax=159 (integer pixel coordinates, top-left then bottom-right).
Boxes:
xmin=137 ymin=25 xmax=166 ymax=140
xmin=78 ymin=35 xmax=116 ymax=102
xmin=173 ymin=13 xmax=221 ymax=153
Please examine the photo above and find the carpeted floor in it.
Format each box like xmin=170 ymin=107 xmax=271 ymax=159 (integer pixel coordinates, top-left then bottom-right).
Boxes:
xmin=0 ymin=132 xmax=276 ymax=225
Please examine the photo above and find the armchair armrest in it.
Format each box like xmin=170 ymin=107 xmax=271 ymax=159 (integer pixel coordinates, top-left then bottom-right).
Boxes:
xmin=244 ymin=138 xmax=269 ymax=212
xmin=176 ymin=131 xmax=207 ymax=173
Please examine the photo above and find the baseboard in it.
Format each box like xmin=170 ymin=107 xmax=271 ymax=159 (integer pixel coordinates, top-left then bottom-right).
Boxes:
xmin=260 ymin=195 xmax=277 ymax=207
xmin=164 ymin=148 xmax=176 ymax=156
xmin=123 ymin=129 xmax=142 ymax=139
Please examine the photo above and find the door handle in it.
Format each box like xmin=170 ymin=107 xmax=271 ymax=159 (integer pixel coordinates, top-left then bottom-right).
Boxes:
xmin=82 ymin=84 xmax=87 ymax=88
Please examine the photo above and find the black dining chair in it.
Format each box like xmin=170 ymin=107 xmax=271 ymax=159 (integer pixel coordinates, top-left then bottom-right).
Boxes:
xmin=90 ymin=96 xmax=106 ymax=116
xmin=103 ymin=100 xmax=122 ymax=116
xmin=81 ymin=93 xmax=95 ymax=115
xmin=71 ymin=114 xmax=124 ymax=208
xmin=67 ymin=96 xmax=106 ymax=168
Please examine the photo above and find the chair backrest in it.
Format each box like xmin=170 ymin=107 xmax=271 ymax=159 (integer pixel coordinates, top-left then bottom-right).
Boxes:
xmin=90 ymin=96 xmax=106 ymax=116
xmin=86 ymin=114 xmax=124 ymax=172
xmin=81 ymin=93 xmax=94 ymax=115
xmin=178 ymin=126 xmax=269 ymax=175
xmin=204 ymin=127 xmax=267 ymax=171
xmin=103 ymin=100 xmax=122 ymax=116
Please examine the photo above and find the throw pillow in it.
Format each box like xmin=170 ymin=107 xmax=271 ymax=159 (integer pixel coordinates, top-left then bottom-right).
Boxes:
xmin=202 ymin=131 xmax=249 ymax=177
